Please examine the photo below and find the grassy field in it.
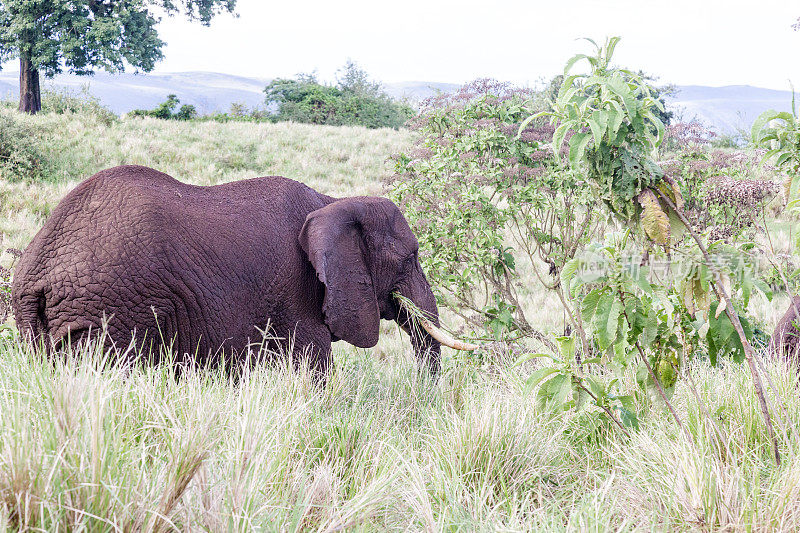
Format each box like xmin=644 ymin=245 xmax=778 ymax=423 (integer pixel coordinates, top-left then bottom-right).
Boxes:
xmin=2 ymin=110 xmax=800 ymax=531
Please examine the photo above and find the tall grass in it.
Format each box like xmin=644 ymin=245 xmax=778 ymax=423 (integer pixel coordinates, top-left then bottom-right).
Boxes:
xmin=1 ymin=331 xmax=800 ymax=530
xmin=2 ymin=110 xmax=800 ymax=530
xmin=0 ymin=110 xmax=411 ymax=250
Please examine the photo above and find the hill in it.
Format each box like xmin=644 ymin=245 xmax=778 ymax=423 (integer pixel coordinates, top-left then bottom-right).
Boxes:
xmin=0 ymin=70 xmax=794 ymax=133
xmin=0 ymin=71 xmax=270 ymax=115
xmin=665 ymin=84 xmax=795 ymax=135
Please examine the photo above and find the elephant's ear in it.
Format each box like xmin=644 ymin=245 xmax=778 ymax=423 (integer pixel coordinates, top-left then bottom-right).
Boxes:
xmin=298 ymin=200 xmax=380 ymax=348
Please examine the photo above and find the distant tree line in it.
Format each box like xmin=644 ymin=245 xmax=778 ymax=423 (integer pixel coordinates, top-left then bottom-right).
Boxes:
xmin=128 ymin=61 xmax=415 ymax=129
xmin=263 ymin=61 xmax=414 ymax=129
xmin=129 ymin=95 xmax=198 ymax=120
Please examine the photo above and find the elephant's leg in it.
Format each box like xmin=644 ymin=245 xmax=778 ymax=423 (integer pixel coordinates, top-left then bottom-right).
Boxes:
xmin=291 ymin=327 xmax=332 ymax=385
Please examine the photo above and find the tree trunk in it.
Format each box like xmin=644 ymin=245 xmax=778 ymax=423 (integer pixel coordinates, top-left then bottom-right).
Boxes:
xmin=19 ymin=56 xmax=41 ymax=114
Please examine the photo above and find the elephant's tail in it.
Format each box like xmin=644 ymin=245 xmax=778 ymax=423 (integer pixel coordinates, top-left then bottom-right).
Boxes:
xmin=12 ymin=286 xmax=48 ymax=346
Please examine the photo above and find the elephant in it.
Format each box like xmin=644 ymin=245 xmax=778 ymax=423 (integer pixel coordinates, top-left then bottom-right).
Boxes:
xmin=11 ymin=165 xmax=474 ymax=378
xmin=769 ymin=295 xmax=800 ymax=361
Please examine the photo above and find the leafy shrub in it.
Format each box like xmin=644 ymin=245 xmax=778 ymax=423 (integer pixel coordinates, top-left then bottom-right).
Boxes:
xmin=0 ymin=111 xmax=52 ymax=181
xmin=265 ymin=62 xmax=414 ymax=129
xmin=0 ymin=245 xmax=21 ymax=323
xmin=522 ymin=38 xmax=780 ymax=459
xmin=752 ymin=90 xmax=800 ymax=205
xmin=129 ymin=94 xmax=197 ymax=121
xmin=390 ymin=79 xmax=597 ymax=341
xmin=40 ymin=85 xmax=117 ymax=125
xmin=199 ymin=102 xmax=271 ymax=123
xmin=535 ymin=37 xmax=667 ymax=227
xmin=661 ymin=122 xmax=780 ymax=241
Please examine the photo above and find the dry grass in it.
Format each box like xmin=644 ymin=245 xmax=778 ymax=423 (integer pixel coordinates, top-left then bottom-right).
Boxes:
xmin=0 ymin=111 xmax=410 ymax=250
xmin=2 ymin=110 xmax=800 ymax=531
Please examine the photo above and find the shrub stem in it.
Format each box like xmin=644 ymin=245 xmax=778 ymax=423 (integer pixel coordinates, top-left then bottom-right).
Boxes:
xmin=655 ymin=188 xmax=781 ymax=466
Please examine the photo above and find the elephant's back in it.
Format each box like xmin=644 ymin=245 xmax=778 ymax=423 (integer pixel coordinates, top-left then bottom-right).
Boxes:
xmin=14 ymin=165 xmax=186 ymax=280
xmin=11 ymin=165 xmax=194 ymax=348
xmin=19 ymin=166 xmax=330 ymax=265
xmin=11 ymin=165 xmax=329 ymax=355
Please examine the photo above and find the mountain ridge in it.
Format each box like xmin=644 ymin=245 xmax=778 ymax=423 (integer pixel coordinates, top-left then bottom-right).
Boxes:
xmin=0 ymin=70 xmax=792 ymax=134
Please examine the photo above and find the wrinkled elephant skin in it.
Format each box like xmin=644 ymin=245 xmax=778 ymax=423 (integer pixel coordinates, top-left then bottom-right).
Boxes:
xmin=12 ymin=165 xmax=442 ymax=378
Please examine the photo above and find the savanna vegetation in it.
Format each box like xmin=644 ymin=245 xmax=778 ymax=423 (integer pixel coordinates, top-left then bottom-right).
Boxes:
xmin=2 ymin=37 xmax=800 ymax=531
xmin=123 ymin=61 xmax=414 ymax=129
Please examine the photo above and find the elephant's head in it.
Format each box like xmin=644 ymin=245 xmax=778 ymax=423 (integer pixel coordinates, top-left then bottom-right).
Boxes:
xmin=299 ymin=196 xmax=453 ymax=374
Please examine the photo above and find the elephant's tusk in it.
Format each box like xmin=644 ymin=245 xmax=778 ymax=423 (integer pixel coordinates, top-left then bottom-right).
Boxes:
xmin=416 ymin=316 xmax=480 ymax=351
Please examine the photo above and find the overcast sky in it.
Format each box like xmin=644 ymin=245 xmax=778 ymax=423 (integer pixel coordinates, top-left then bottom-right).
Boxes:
xmin=9 ymin=0 xmax=800 ymax=90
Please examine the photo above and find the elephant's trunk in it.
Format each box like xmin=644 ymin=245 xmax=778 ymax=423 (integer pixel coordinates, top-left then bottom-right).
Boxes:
xmin=395 ymin=264 xmax=443 ymax=376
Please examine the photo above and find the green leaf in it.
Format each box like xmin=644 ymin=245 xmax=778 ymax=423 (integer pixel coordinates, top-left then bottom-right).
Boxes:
xmin=751 ymin=109 xmax=779 ymax=143
xmin=605 ymin=36 xmax=622 ymax=65
xmin=771 ymin=111 xmax=795 ymax=122
xmin=595 ymin=296 xmax=622 ymax=350
xmin=618 ymin=406 xmax=639 ymax=430
xmin=558 ymin=75 xmax=581 ymax=99
xmin=537 ymin=373 xmax=571 ymax=410
xmin=552 ymin=121 xmax=573 ymax=161
xmin=591 ymin=109 xmax=609 ymax=137
xmin=561 ymin=257 xmax=580 ymax=288
xmin=607 ymin=100 xmax=624 ymax=134
xmin=581 ymin=288 xmax=604 ymax=322
xmin=641 ymin=311 xmax=658 ymax=347
xmin=587 ymin=118 xmax=604 ymax=146
xmin=751 ymin=278 xmax=773 ymax=301
xmin=568 ymin=132 xmax=591 ymax=167
xmin=607 ymin=74 xmax=637 ymax=116
xmin=524 ymin=367 xmax=560 ymax=394
xmin=615 ymin=394 xmax=635 ymax=412
xmin=564 ymin=54 xmax=591 ymax=75
xmin=516 ymin=113 xmax=539 ymax=139
xmin=586 ymin=376 xmax=606 ymax=398
xmin=635 ymin=267 xmax=653 ymax=294
xmin=776 ymin=152 xmax=793 ymax=168
xmin=653 ymin=115 xmax=666 ymax=147
xmin=553 ymin=373 xmax=574 ymax=406
xmin=556 ymin=335 xmax=576 ymax=360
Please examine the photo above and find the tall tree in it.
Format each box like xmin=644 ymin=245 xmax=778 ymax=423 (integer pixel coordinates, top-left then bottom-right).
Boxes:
xmin=0 ymin=0 xmax=236 ymax=114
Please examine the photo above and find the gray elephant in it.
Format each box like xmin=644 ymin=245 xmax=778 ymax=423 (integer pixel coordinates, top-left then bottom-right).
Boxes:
xmin=769 ymin=295 xmax=800 ymax=361
xmin=12 ymin=165 xmax=473 ymax=378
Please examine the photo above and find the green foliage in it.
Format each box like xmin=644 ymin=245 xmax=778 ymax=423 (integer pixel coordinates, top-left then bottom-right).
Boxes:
xmin=537 ymin=231 xmax=766 ymax=427
xmin=515 ymin=38 xmax=776 ymax=444
xmin=0 ymin=111 xmax=52 ymax=181
xmin=0 ymin=0 xmax=236 ymax=75
xmin=390 ymin=79 xmax=597 ymax=337
xmin=129 ymin=94 xmax=197 ymax=121
xmin=264 ymin=62 xmax=414 ymax=129
xmin=195 ymin=102 xmax=271 ymax=123
xmin=0 ymin=245 xmax=17 ymax=322
xmin=515 ymin=338 xmax=639 ymax=430
xmin=174 ymin=103 xmax=197 ymax=121
xmin=0 ymin=0 xmax=235 ymax=112
xmin=661 ymin=124 xmax=781 ymax=242
xmin=529 ymin=36 xmax=667 ymax=224
xmin=539 ymin=71 xmax=674 ymax=126
xmin=39 ymin=86 xmax=117 ymax=125
xmin=752 ymin=89 xmax=800 ymax=206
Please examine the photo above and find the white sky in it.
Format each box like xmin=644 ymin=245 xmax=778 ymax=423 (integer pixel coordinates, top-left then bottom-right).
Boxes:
xmin=8 ymin=0 xmax=800 ymax=89
xmin=150 ymin=0 xmax=800 ymax=89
